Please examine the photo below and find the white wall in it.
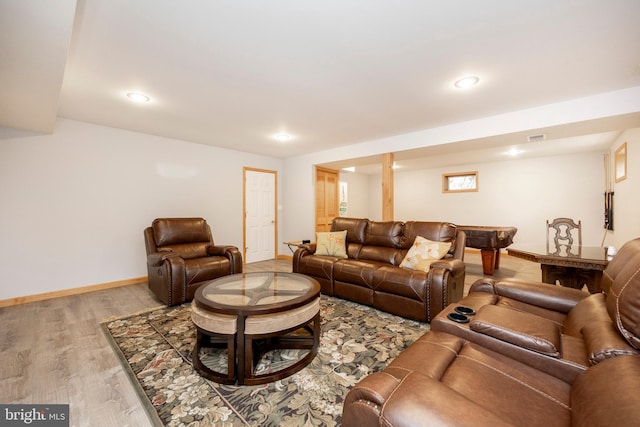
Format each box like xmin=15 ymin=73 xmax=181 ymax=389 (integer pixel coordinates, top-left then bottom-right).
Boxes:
xmin=333 ymin=151 xmax=611 ymax=245
xmin=607 ymin=131 xmax=640 ymax=250
xmin=0 ymin=119 xmax=283 ymax=300
xmin=394 ymin=151 xmax=605 ymax=245
xmin=338 ymin=171 xmax=370 ymax=219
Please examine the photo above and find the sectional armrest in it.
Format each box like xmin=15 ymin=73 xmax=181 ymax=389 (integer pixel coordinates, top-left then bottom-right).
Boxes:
xmin=343 ymin=369 xmax=510 ymax=427
xmin=470 ymin=305 xmax=561 ymax=357
xmin=469 ymin=278 xmax=588 ymax=313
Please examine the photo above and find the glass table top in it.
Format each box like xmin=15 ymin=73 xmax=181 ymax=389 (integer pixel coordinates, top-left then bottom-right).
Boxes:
xmin=198 ymin=272 xmax=319 ymax=308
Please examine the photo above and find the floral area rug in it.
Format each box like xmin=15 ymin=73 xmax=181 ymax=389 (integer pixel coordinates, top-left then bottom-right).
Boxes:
xmin=101 ymin=296 xmax=430 ymax=427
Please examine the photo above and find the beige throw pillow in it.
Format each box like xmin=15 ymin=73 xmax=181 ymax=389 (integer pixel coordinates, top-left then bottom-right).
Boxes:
xmin=314 ymin=230 xmax=348 ymax=258
xmin=400 ymin=236 xmax=452 ymax=272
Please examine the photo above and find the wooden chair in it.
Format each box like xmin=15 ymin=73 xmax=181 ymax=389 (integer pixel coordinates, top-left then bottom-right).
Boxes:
xmin=545 ymin=217 xmax=583 ymax=286
xmin=547 ymin=217 xmax=582 ymax=249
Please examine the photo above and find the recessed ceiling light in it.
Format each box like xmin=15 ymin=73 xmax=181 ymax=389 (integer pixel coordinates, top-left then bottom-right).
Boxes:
xmin=453 ymin=76 xmax=480 ymax=89
xmin=126 ymin=92 xmax=151 ymax=103
xmin=273 ymin=133 xmax=293 ymax=142
xmin=342 ymin=167 xmax=356 ymax=172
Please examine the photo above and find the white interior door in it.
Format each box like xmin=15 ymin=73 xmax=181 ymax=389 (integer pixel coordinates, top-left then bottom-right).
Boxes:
xmin=244 ymin=169 xmax=276 ymax=263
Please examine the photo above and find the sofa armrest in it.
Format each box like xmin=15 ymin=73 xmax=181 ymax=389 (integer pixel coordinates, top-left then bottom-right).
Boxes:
xmin=430 ymin=258 xmax=465 ymax=275
xmin=469 ymin=278 xmax=588 ymax=314
xmin=426 ymin=259 xmax=466 ymax=320
xmin=208 ymin=245 xmax=243 ymax=273
xmin=582 ymin=320 xmax=639 ymax=364
xmin=453 ymin=229 xmax=466 ymax=260
xmin=292 ymin=244 xmax=316 ymax=270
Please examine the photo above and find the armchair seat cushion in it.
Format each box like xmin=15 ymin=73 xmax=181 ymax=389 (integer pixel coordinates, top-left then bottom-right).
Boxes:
xmin=185 ymin=257 xmax=232 ymax=284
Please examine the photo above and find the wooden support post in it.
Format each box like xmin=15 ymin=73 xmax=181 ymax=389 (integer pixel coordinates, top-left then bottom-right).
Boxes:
xmin=382 ymin=153 xmax=394 ymax=221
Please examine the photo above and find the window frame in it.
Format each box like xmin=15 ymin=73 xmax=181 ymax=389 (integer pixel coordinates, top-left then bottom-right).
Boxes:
xmin=442 ymin=171 xmax=479 ymax=193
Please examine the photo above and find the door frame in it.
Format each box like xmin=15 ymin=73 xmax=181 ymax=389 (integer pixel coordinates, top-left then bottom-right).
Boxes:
xmin=243 ymin=167 xmax=278 ymax=264
xmin=315 ymin=166 xmax=340 ymax=232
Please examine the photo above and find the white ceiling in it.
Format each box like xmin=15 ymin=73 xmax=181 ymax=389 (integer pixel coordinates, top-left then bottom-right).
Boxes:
xmin=1 ymin=0 xmax=640 ymax=166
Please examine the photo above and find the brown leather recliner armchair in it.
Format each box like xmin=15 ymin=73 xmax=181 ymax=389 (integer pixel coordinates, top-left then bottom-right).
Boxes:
xmin=144 ymin=218 xmax=243 ymax=306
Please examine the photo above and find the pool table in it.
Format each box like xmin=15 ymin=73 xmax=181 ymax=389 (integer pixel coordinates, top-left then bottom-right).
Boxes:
xmin=457 ymin=225 xmax=518 ymax=275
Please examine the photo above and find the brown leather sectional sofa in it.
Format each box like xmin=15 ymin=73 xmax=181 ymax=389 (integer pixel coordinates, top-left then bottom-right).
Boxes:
xmin=292 ymin=217 xmax=466 ymax=322
xmin=343 ymin=237 xmax=640 ymax=426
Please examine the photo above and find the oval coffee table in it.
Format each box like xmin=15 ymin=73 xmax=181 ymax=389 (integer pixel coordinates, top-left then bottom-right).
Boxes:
xmin=191 ymin=272 xmax=321 ymax=385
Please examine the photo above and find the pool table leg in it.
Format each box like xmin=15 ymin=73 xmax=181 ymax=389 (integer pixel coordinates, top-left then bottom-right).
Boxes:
xmin=480 ymin=248 xmax=500 ymax=275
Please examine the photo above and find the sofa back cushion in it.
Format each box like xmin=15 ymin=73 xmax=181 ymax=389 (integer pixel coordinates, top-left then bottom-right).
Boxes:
xmin=603 ymin=237 xmax=640 ymax=349
xmin=364 ymin=221 xmax=404 ymax=247
xmin=403 ymin=222 xmax=458 ymax=255
xmin=331 ymin=217 xmax=368 ymax=244
xmin=329 ymin=218 xmax=460 ymax=264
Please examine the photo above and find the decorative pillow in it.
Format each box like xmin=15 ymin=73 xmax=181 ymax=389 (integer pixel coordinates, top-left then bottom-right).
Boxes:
xmin=400 ymin=236 xmax=452 ymax=272
xmin=314 ymin=230 xmax=348 ymax=258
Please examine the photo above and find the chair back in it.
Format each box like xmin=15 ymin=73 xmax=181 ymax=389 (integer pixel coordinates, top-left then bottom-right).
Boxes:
xmin=145 ymin=217 xmax=214 ymax=259
xmin=546 ymin=217 xmax=582 ymax=253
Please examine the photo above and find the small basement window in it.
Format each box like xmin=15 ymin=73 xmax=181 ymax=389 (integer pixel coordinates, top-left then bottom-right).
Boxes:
xmin=443 ymin=171 xmax=478 ymax=193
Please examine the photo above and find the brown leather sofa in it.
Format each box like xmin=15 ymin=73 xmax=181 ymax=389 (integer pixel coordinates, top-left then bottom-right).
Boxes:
xmin=144 ymin=218 xmax=243 ymax=306
xmin=342 ymin=237 xmax=640 ymax=426
xmin=292 ymin=217 xmax=466 ymax=322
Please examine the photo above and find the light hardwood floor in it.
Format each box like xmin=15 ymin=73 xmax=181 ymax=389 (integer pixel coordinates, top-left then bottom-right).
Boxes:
xmin=0 ymin=253 xmax=542 ymax=427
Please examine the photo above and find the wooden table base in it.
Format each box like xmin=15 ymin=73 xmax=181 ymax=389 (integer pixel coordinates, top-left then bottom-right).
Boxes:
xmin=193 ymin=313 xmax=320 ymax=386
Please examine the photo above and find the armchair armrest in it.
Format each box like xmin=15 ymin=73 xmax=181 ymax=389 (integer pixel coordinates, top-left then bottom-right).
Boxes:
xmin=207 ymin=245 xmax=243 ymax=273
xmin=147 ymin=249 xmax=181 ymax=267
xmin=469 ymin=278 xmax=588 ymax=314
xmin=207 ymin=245 xmax=233 ymax=256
